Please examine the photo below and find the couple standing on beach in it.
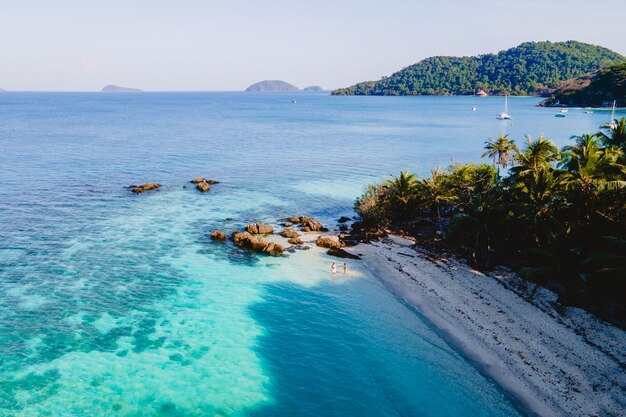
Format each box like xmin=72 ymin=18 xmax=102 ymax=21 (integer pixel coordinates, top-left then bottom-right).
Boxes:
xmin=331 ymin=262 xmax=347 ymax=274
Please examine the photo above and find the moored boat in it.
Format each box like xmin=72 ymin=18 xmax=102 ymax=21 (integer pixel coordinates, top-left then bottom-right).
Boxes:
xmin=496 ymin=94 xmax=512 ymax=119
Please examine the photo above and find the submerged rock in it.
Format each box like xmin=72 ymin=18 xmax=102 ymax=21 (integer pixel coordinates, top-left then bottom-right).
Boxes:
xmin=327 ymin=247 xmax=360 ymax=259
xmin=338 ymin=216 xmax=351 ymax=223
xmin=210 ymin=230 xmax=227 ymax=241
xmin=281 ymin=229 xmax=300 ymax=238
xmin=130 ymin=183 xmax=161 ymax=194
xmin=316 ymin=235 xmax=342 ymax=249
xmin=247 ymin=223 xmax=274 ymax=234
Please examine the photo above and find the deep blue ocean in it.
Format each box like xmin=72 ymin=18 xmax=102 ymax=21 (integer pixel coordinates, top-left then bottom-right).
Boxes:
xmin=0 ymin=92 xmax=618 ymax=416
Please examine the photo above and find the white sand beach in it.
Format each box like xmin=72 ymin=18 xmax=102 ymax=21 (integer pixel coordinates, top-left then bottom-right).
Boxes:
xmin=352 ymin=235 xmax=626 ymax=417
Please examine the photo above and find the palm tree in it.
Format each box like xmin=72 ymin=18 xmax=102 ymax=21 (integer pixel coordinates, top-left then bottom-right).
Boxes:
xmin=560 ymin=133 xmax=625 ymax=194
xmin=385 ymin=170 xmax=418 ymax=220
xmin=417 ymin=168 xmax=454 ymax=233
xmin=598 ymin=117 xmax=626 ymax=151
xmin=511 ymin=168 xmax=567 ymax=248
xmin=513 ymin=135 xmax=560 ymax=176
xmin=482 ymin=133 xmax=518 ymax=177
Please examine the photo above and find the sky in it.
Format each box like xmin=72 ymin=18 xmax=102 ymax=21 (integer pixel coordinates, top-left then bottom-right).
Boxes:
xmin=1 ymin=0 xmax=625 ymax=91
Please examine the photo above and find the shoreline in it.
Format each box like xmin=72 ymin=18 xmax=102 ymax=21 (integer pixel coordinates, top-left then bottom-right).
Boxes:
xmin=350 ymin=235 xmax=625 ymax=417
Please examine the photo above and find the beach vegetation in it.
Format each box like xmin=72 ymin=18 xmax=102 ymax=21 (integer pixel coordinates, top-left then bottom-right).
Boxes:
xmin=356 ymin=119 xmax=626 ymax=323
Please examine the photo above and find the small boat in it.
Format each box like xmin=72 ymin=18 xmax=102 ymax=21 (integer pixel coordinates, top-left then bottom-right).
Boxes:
xmin=559 ymin=109 xmax=568 ymax=113
xmin=471 ymin=106 xmax=477 ymax=111
xmin=555 ymin=113 xmax=566 ymax=118
xmin=496 ymin=94 xmax=512 ymax=119
xmin=584 ymin=110 xmax=593 ymax=114
xmin=609 ymin=100 xmax=617 ymax=128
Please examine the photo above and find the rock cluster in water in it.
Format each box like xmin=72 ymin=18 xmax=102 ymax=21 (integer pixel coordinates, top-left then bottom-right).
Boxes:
xmin=129 ymin=183 xmax=161 ymax=194
xmin=190 ymin=178 xmax=220 ymax=192
xmin=124 ymin=180 xmax=360 ymax=260
xmin=288 ymin=216 xmax=327 ymax=232
xmin=233 ymin=231 xmax=284 ymax=256
xmin=128 ymin=177 xmax=221 ymax=194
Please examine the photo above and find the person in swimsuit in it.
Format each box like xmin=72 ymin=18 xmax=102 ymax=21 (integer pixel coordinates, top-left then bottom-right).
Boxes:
xmin=331 ymin=263 xmax=337 ymax=274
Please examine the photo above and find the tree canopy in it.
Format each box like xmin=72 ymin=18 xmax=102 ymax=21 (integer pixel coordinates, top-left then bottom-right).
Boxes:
xmin=542 ymin=63 xmax=626 ymax=107
xmin=333 ymin=41 xmax=626 ymax=96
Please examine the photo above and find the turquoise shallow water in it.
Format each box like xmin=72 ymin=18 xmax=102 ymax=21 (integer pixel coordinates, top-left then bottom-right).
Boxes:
xmin=0 ymin=92 xmax=620 ymax=416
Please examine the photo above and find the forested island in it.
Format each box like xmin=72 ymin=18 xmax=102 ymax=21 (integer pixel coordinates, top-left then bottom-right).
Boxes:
xmin=542 ymin=63 xmax=626 ymax=107
xmin=333 ymin=41 xmax=625 ymax=96
xmin=101 ymin=85 xmax=143 ymax=92
xmin=245 ymin=80 xmax=300 ymax=92
xmin=245 ymin=80 xmax=325 ymax=92
xmin=354 ymin=118 xmax=626 ymax=326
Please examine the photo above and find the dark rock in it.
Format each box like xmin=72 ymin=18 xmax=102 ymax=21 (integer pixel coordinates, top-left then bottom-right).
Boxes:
xmin=130 ymin=183 xmax=161 ymax=194
xmin=339 ymin=225 xmax=349 ymax=231
xmin=247 ymin=223 xmax=274 ymax=234
xmin=327 ymin=247 xmax=361 ymax=260
xmin=210 ymin=230 xmax=227 ymax=241
xmin=338 ymin=216 xmax=351 ymax=223
xmin=281 ymin=229 xmax=300 ymax=238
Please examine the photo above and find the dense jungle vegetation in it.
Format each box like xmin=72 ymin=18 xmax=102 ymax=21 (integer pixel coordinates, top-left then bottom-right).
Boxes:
xmin=355 ymin=119 xmax=626 ymax=324
xmin=333 ymin=41 xmax=625 ymax=96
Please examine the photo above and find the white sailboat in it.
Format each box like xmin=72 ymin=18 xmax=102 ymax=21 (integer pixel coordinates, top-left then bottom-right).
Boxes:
xmin=609 ymin=100 xmax=617 ymax=128
xmin=497 ymin=94 xmax=512 ymax=119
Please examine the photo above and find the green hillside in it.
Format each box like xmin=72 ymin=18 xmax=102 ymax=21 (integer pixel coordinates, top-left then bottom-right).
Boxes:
xmin=332 ymin=41 xmax=626 ymax=96
xmin=542 ymin=63 xmax=626 ymax=107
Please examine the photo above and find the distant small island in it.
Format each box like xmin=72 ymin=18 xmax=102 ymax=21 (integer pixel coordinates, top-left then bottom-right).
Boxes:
xmin=333 ymin=41 xmax=626 ymax=96
xmin=244 ymin=81 xmax=325 ymax=93
xmin=245 ymin=80 xmax=299 ymax=92
xmin=0 ymin=88 xmax=6 ymax=92
xmin=542 ymin=63 xmax=626 ymax=107
xmin=101 ymin=84 xmax=143 ymax=92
